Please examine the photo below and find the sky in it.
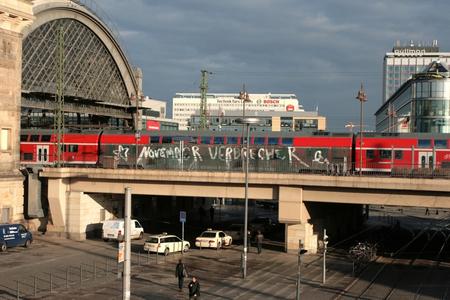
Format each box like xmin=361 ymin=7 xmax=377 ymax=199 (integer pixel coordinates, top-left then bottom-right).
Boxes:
xmin=93 ymin=0 xmax=450 ymax=132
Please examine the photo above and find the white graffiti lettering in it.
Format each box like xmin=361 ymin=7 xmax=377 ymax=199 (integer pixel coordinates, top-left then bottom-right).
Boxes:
xmin=113 ymin=145 xmax=129 ymax=161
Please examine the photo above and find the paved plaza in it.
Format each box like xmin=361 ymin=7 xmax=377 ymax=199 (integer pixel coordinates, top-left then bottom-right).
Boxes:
xmin=0 ymin=235 xmax=355 ymax=300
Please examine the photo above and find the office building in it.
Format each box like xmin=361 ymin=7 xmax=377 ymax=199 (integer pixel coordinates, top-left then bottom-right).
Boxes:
xmin=376 ymin=61 xmax=450 ymax=133
xmin=189 ymin=110 xmax=326 ymax=132
xmin=383 ymin=40 xmax=450 ymax=102
xmin=173 ymin=93 xmax=302 ymax=130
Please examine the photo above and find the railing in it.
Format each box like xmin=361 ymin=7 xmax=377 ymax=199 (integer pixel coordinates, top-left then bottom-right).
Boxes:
xmin=24 ymin=143 xmax=450 ymax=179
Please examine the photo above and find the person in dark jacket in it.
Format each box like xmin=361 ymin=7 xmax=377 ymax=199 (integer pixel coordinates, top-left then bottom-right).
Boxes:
xmin=188 ymin=276 xmax=200 ymax=299
xmin=175 ymin=259 xmax=187 ymax=291
xmin=256 ymin=231 xmax=264 ymax=254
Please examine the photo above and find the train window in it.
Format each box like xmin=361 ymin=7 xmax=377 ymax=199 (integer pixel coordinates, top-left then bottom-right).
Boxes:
xmin=434 ymin=139 xmax=448 ymax=149
xmin=268 ymin=137 xmax=278 ymax=145
xmin=379 ymin=150 xmax=391 ymax=159
xmin=20 ymin=135 xmax=28 ymax=142
xmin=418 ymin=139 xmax=431 ymax=148
xmin=395 ymin=150 xmax=403 ymax=159
xmin=161 ymin=136 xmax=172 ymax=143
xmin=281 ymin=138 xmax=293 ymax=146
xmin=227 ymin=137 xmax=239 ymax=144
xmin=201 ymin=136 xmax=211 ymax=144
xmin=41 ymin=135 xmax=51 ymax=142
xmin=64 ymin=145 xmax=78 ymax=152
xmin=254 ymin=137 xmax=265 ymax=145
xmin=30 ymin=135 xmax=39 ymax=142
xmin=213 ymin=137 xmax=224 ymax=144
xmin=23 ymin=153 xmax=33 ymax=161
xmin=366 ymin=150 xmax=375 ymax=159
xmin=150 ymin=136 xmax=160 ymax=144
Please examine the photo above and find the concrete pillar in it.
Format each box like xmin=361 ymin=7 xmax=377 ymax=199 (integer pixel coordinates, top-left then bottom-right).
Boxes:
xmin=46 ymin=178 xmax=67 ymax=233
xmin=66 ymin=192 xmax=113 ymax=241
xmin=0 ymin=0 xmax=33 ymax=223
xmin=278 ymin=186 xmax=318 ymax=254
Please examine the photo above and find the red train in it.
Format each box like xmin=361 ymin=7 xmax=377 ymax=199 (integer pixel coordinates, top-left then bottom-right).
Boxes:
xmin=19 ymin=130 xmax=450 ymax=175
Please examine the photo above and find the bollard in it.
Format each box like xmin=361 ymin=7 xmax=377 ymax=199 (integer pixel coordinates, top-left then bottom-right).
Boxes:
xmin=66 ymin=267 xmax=69 ymax=289
xmin=16 ymin=280 xmax=19 ymax=300
xmin=50 ymin=273 xmax=53 ymax=293
xmin=34 ymin=276 xmax=37 ymax=297
xmin=94 ymin=261 xmax=97 ymax=279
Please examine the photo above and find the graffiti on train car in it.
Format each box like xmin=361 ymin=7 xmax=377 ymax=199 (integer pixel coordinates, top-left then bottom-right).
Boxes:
xmin=111 ymin=144 xmax=316 ymax=167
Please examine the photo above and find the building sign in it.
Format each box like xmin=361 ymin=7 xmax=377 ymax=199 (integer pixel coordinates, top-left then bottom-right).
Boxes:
xmin=264 ymin=99 xmax=280 ymax=104
xmin=393 ymin=49 xmax=426 ymax=56
xmin=146 ymin=120 xmax=160 ymax=131
xmin=286 ymin=104 xmax=295 ymax=111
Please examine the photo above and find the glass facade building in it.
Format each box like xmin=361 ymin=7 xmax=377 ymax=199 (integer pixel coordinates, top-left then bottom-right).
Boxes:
xmin=383 ymin=40 xmax=450 ymax=102
xmin=376 ymin=61 xmax=450 ymax=133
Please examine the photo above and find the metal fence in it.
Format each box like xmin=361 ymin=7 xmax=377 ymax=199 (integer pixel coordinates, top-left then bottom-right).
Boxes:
xmin=11 ymin=249 xmax=180 ymax=299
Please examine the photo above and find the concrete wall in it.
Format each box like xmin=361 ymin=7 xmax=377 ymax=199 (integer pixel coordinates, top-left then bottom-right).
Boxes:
xmin=0 ymin=0 xmax=33 ymax=223
xmin=66 ymin=192 xmax=114 ymax=240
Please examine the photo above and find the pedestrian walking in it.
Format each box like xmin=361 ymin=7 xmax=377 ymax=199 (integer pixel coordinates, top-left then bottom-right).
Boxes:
xmin=175 ymin=259 xmax=188 ymax=291
xmin=188 ymin=276 xmax=200 ymax=299
xmin=209 ymin=205 xmax=215 ymax=223
xmin=256 ymin=231 xmax=264 ymax=254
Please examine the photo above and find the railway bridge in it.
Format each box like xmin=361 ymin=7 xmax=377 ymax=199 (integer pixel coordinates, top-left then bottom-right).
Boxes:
xmin=39 ymin=168 xmax=450 ymax=253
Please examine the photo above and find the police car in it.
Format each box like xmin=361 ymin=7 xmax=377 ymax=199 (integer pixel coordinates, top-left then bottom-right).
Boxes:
xmin=0 ymin=224 xmax=33 ymax=252
xmin=143 ymin=233 xmax=190 ymax=256
xmin=195 ymin=229 xmax=232 ymax=249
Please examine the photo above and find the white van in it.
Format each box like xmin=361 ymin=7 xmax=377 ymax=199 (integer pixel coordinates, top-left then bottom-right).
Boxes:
xmin=102 ymin=219 xmax=144 ymax=241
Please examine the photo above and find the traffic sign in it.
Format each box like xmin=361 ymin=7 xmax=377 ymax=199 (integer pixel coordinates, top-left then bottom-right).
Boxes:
xmin=180 ymin=211 xmax=186 ymax=223
xmin=118 ymin=241 xmax=125 ymax=263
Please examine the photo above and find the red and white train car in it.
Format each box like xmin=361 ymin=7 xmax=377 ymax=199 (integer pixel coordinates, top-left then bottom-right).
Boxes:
xmin=355 ymin=133 xmax=450 ymax=172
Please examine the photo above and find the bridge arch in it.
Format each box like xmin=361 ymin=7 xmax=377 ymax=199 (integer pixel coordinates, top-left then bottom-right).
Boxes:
xmin=21 ymin=1 xmax=139 ymax=122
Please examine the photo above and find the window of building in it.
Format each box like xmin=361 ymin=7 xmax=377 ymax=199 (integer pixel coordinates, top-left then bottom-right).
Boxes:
xmin=268 ymin=137 xmax=279 ymax=145
xmin=213 ymin=137 xmax=224 ymax=144
xmin=395 ymin=150 xmax=403 ymax=160
xmin=0 ymin=128 xmax=11 ymax=151
xmin=281 ymin=138 xmax=293 ymax=145
xmin=20 ymin=135 xmax=28 ymax=142
xmin=366 ymin=150 xmax=375 ymax=159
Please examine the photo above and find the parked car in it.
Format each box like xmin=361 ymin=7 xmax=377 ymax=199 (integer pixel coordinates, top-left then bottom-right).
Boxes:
xmin=225 ymin=224 xmax=252 ymax=242
xmin=102 ymin=219 xmax=144 ymax=241
xmin=143 ymin=233 xmax=190 ymax=256
xmin=195 ymin=229 xmax=232 ymax=249
xmin=0 ymin=223 xmax=33 ymax=252
xmin=250 ymin=217 xmax=277 ymax=234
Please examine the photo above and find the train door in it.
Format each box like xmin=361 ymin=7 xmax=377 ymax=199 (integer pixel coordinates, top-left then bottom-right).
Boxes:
xmin=418 ymin=151 xmax=433 ymax=169
xmin=36 ymin=145 xmax=49 ymax=163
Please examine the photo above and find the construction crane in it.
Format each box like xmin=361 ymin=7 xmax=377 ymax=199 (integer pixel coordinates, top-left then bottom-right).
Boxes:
xmin=199 ymin=70 xmax=212 ymax=129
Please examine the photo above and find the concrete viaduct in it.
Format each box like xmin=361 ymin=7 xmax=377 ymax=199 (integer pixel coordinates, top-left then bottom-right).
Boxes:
xmin=40 ymin=168 xmax=450 ymax=253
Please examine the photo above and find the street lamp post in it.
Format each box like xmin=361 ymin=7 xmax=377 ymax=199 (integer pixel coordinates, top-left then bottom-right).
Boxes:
xmin=355 ymin=84 xmax=367 ymax=176
xmin=237 ymin=85 xmax=251 ymax=170
xmin=236 ymin=117 xmax=260 ymax=279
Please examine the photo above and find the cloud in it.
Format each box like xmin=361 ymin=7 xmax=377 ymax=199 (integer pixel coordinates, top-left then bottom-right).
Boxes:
xmin=94 ymin=0 xmax=450 ymax=131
